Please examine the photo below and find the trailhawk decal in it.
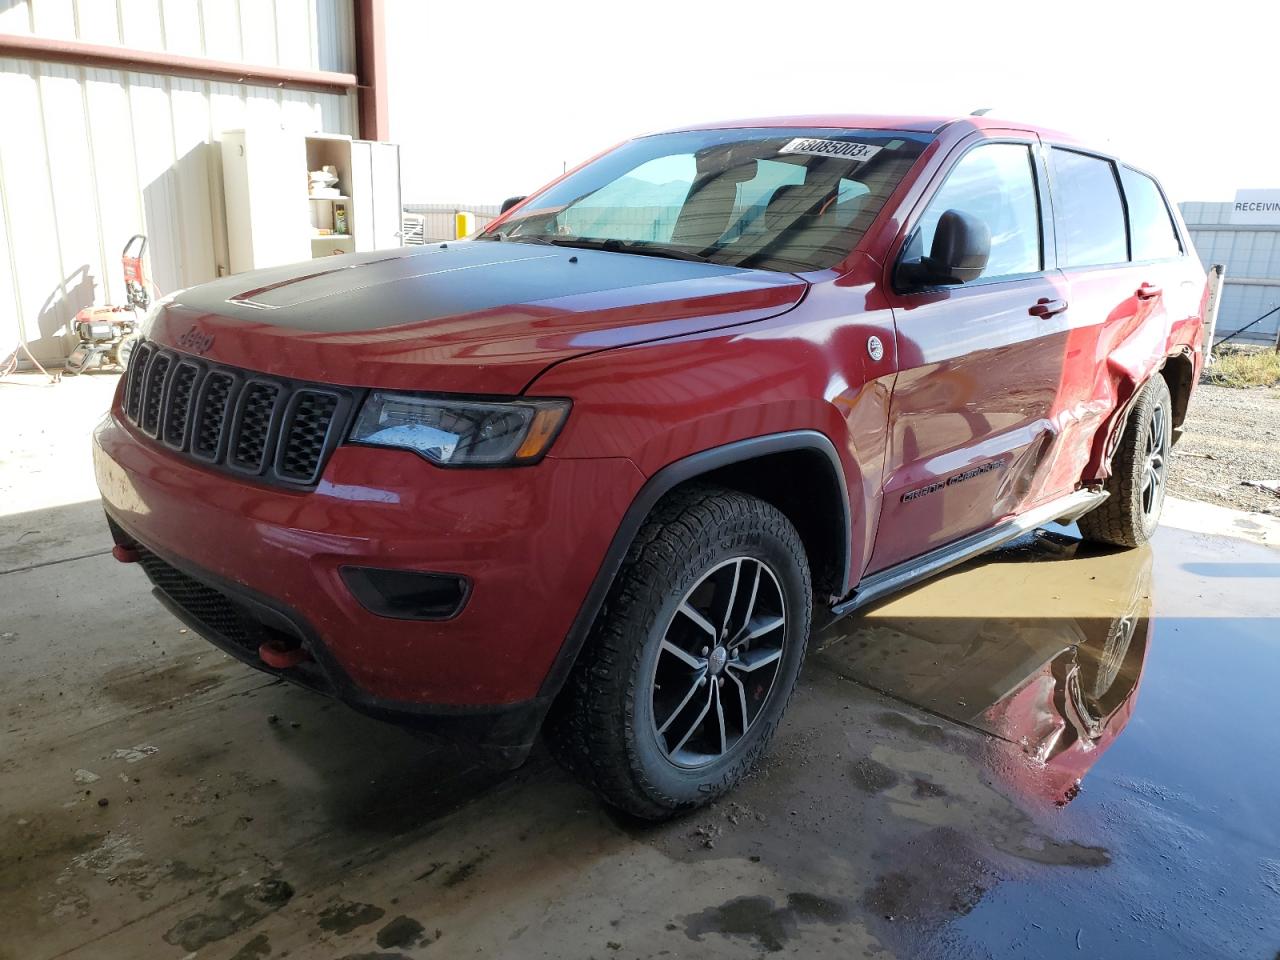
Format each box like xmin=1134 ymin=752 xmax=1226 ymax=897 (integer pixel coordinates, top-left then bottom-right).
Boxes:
xmin=901 ymin=458 xmax=1009 ymax=503
xmin=778 ymin=138 xmax=883 ymax=162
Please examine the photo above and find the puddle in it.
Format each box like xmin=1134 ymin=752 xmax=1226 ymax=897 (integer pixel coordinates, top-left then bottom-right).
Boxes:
xmin=812 ymin=524 xmax=1280 ymax=958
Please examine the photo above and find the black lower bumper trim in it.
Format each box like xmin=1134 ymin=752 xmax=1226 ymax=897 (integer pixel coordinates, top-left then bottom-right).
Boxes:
xmin=105 ymin=508 xmax=544 ymax=768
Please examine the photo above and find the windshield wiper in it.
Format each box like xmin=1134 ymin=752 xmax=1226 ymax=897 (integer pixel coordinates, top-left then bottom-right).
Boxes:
xmin=474 ymin=233 xmax=556 ymax=245
xmin=480 ymin=234 xmax=712 ymax=262
xmin=531 ymin=236 xmax=712 ymax=263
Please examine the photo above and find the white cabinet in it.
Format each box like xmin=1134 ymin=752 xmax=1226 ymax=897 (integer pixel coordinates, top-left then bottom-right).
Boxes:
xmin=366 ymin=140 xmax=404 ymax=249
xmin=221 ymin=130 xmax=403 ymax=274
xmin=220 ymin=129 xmax=310 ymax=274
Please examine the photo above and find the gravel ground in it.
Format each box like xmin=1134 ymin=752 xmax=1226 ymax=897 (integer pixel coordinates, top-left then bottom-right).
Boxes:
xmin=1169 ymin=382 xmax=1280 ymax=514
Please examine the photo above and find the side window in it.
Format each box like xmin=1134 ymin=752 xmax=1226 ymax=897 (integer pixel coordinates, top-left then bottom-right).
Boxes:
xmin=1050 ymin=149 xmax=1127 ymax=267
xmin=1120 ymin=167 xmax=1182 ymax=261
xmin=915 ymin=143 xmax=1041 ymax=280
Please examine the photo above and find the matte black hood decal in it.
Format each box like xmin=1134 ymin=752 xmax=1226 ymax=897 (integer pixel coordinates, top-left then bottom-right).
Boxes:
xmin=175 ymin=242 xmax=791 ymax=333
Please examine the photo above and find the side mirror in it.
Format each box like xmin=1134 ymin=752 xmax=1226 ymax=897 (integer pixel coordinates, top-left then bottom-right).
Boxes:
xmin=500 ymin=195 xmax=527 ymax=215
xmin=897 ymin=209 xmax=991 ymax=288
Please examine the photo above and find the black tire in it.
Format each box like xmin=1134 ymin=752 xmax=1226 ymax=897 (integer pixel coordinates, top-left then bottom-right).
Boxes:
xmin=545 ymin=484 xmax=812 ymax=820
xmin=1078 ymin=375 xmax=1172 ymax=548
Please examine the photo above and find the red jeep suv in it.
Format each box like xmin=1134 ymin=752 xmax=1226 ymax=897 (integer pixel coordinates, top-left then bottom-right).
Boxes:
xmin=94 ymin=115 xmax=1205 ymax=818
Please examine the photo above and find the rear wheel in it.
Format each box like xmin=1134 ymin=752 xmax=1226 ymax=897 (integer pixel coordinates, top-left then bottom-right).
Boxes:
xmin=1078 ymin=375 xmax=1172 ymax=548
xmin=545 ymin=485 xmax=811 ymax=819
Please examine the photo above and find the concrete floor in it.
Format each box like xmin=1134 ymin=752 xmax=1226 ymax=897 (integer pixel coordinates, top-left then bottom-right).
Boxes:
xmin=3 ymin=371 xmax=1279 ymax=959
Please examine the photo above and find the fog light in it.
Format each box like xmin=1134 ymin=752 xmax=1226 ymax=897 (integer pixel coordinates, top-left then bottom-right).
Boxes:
xmin=341 ymin=566 xmax=470 ymax=621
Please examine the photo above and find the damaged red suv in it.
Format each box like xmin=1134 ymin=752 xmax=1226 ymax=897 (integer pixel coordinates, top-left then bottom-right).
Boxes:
xmin=95 ymin=115 xmax=1205 ymax=817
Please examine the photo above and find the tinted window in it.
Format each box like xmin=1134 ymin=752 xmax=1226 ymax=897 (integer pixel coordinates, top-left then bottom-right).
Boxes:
xmin=914 ymin=143 xmax=1041 ymax=280
xmin=1050 ymin=149 xmax=1127 ymax=267
xmin=1120 ymin=167 xmax=1181 ymax=261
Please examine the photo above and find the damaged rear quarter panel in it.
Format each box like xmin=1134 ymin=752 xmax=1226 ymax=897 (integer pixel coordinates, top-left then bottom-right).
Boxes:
xmin=1069 ymin=263 xmax=1206 ymax=483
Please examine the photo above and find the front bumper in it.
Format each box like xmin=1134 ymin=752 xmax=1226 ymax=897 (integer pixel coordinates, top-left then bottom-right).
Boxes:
xmin=94 ymin=404 xmax=645 ymax=754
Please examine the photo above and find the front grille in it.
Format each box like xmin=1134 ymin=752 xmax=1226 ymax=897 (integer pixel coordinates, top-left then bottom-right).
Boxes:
xmin=192 ymin=371 xmax=235 ymax=460
xmin=136 ymin=547 xmax=254 ymax=652
xmin=140 ymin=352 xmax=171 ymax=435
xmin=125 ymin=341 xmax=154 ymax=421
xmin=122 ymin=341 xmax=355 ymax=488
xmin=280 ymin=391 xmax=340 ymax=482
xmin=229 ymin=381 xmax=281 ymax=472
xmin=162 ymin=361 xmax=200 ymax=448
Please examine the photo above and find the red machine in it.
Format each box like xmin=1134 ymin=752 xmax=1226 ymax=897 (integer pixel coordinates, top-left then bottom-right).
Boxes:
xmin=64 ymin=235 xmax=151 ymax=375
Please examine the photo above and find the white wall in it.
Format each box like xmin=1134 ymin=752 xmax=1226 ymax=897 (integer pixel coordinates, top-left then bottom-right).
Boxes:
xmin=0 ymin=0 xmax=358 ymax=364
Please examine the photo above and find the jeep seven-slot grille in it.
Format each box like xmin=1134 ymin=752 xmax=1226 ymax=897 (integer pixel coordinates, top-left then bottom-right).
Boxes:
xmin=122 ymin=341 xmax=352 ymax=487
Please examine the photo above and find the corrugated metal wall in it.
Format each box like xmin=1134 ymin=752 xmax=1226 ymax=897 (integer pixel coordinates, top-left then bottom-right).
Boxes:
xmin=403 ymin=203 xmax=501 ymax=241
xmin=0 ymin=0 xmax=358 ymax=364
xmin=1180 ymin=201 xmax=1280 ymax=346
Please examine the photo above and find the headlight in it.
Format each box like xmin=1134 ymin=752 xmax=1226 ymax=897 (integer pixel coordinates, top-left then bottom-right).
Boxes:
xmin=349 ymin=392 xmax=571 ymax=466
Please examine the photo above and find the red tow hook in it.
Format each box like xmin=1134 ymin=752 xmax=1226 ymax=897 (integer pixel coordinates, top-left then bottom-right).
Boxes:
xmin=259 ymin=639 xmax=312 ymax=669
xmin=112 ymin=544 xmax=140 ymax=563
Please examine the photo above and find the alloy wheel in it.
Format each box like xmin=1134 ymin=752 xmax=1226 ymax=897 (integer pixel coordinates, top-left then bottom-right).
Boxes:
xmin=648 ymin=556 xmax=787 ymax=769
xmin=1141 ymin=403 xmax=1168 ymax=518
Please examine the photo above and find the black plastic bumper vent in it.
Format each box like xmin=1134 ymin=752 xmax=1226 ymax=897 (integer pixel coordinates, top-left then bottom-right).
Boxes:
xmin=341 ymin=566 xmax=471 ymax=621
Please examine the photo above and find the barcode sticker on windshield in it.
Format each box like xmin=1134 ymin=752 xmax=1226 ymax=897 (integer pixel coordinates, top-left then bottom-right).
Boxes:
xmin=778 ymin=138 xmax=882 ymax=162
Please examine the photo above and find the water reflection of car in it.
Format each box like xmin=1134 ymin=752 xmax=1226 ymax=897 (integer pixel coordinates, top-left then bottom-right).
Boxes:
xmin=818 ymin=534 xmax=1151 ymax=804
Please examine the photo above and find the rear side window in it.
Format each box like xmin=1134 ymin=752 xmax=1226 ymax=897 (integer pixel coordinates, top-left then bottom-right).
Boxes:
xmin=914 ymin=142 xmax=1042 ymax=280
xmin=1050 ymin=149 xmax=1127 ymax=267
xmin=1120 ymin=167 xmax=1182 ymax=261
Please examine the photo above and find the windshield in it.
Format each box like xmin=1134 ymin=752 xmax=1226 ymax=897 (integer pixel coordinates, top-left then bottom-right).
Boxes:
xmin=481 ymin=127 xmax=932 ymax=272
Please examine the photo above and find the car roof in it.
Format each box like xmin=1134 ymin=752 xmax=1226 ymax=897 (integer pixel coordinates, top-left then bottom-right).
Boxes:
xmin=660 ymin=113 xmax=1083 ymax=144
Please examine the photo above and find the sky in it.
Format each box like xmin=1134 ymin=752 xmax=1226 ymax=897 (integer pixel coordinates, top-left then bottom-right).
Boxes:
xmin=385 ymin=0 xmax=1275 ymax=207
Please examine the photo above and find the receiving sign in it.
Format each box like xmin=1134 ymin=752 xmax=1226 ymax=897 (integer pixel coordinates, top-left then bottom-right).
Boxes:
xmin=1230 ymin=189 xmax=1280 ymax=226
xmin=779 ymin=138 xmax=883 ymax=163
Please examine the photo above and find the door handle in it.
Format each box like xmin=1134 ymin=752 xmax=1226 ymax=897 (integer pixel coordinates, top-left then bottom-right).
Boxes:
xmin=1028 ymin=297 xmax=1068 ymax=318
xmin=1136 ymin=283 xmax=1162 ymax=300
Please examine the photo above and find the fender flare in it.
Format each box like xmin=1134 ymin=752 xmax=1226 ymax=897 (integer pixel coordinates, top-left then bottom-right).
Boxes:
xmin=536 ymin=429 xmax=852 ymax=700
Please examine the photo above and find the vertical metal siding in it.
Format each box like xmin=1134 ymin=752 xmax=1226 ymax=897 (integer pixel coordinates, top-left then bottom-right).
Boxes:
xmin=0 ymin=0 xmax=356 ymax=364
xmin=1182 ymin=201 xmax=1280 ymax=345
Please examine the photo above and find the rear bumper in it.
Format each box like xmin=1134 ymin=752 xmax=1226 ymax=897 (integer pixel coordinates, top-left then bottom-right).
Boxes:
xmin=93 ymin=404 xmax=646 ymax=751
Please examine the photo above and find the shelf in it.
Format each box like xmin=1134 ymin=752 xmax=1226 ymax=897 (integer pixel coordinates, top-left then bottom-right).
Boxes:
xmin=308 ymin=195 xmax=349 ymax=201
xmin=312 ymin=234 xmax=354 ymax=243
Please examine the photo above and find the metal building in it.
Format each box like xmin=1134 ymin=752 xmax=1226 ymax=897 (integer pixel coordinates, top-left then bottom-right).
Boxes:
xmin=0 ymin=0 xmax=387 ymax=366
xmin=1180 ymin=197 xmax=1280 ymax=347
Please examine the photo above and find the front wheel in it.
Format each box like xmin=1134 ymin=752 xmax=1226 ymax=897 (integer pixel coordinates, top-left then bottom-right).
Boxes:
xmin=545 ymin=485 xmax=811 ymax=819
xmin=1078 ymin=374 xmax=1172 ymax=548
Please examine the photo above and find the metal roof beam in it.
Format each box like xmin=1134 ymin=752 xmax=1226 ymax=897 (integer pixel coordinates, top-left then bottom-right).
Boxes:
xmin=0 ymin=32 xmax=357 ymax=94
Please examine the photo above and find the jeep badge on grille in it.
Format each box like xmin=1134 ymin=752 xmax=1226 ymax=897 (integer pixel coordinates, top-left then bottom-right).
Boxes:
xmin=176 ymin=327 xmax=214 ymax=355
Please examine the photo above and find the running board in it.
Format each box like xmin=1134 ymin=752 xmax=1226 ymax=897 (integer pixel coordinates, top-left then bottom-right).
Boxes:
xmin=830 ymin=488 xmax=1108 ymax=617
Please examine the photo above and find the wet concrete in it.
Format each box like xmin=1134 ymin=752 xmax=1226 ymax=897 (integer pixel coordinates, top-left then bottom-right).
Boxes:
xmin=3 ymin=518 xmax=1275 ymax=958
xmin=2 ymin=373 xmax=1278 ymax=958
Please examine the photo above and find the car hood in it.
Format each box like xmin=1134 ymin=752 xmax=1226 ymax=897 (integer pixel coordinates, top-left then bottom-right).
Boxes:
xmin=146 ymin=241 xmax=809 ymax=394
